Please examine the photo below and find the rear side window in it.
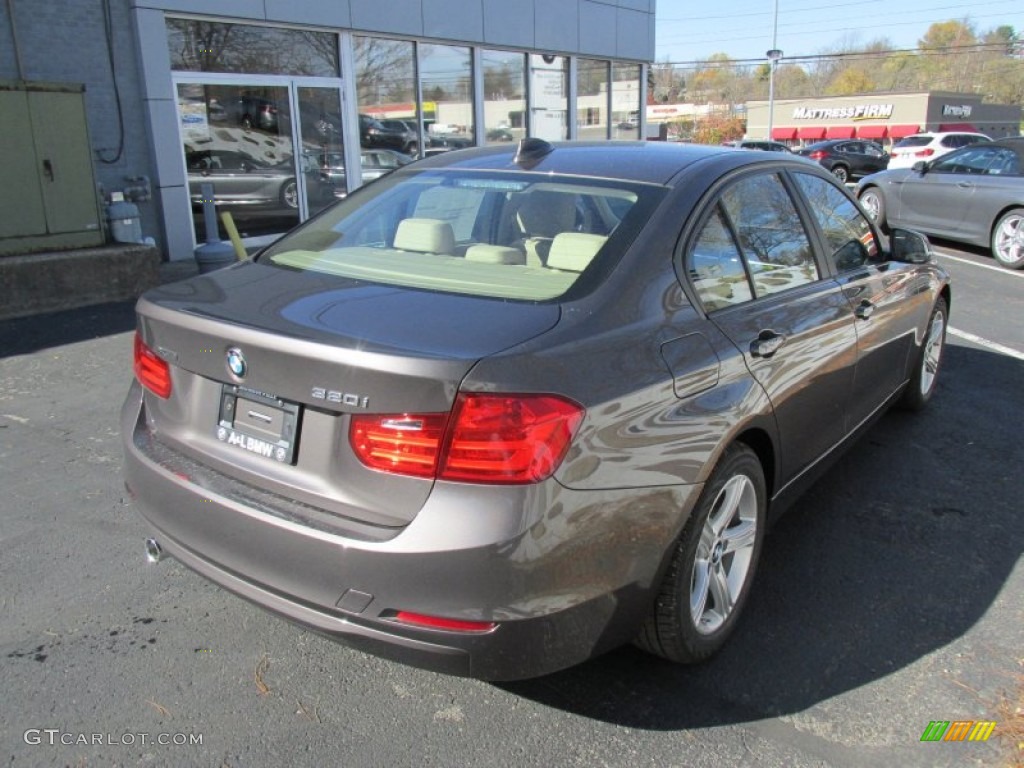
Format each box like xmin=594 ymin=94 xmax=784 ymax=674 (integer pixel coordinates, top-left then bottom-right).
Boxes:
xmin=260 ymin=170 xmax=652 ymax=301
xmin=686 ymin=172 xmax=820 ymax=309
xmin=794 ymin=172 xmax=879 ymax=271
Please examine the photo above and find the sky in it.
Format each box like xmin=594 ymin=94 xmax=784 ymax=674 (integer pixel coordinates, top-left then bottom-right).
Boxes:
xmin=654 ymin=0 xmax=1024 ymax=64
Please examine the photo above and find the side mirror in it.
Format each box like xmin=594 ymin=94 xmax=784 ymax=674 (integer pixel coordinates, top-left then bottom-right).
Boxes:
xmin=889 ymin=228 xmax=931 ymax=264
xmin=911 ymin=160 xmax=929 ymax=173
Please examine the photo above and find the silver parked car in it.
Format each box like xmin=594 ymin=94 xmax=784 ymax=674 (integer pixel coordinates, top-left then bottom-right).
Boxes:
xmin=857 ymin=137 xmax=1024 ymax=269
xmin=124 ymin=140 xmax=950 ymax=679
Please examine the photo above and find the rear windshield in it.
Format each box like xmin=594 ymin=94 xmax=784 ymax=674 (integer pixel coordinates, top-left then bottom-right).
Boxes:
xmin=894 ymin=136 xmax=933 ymax=148
xmin=259 ymin=169 xmax=660 ymax=301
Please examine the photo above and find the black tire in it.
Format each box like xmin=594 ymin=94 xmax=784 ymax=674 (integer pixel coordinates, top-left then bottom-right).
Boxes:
xmin=899 ymin=296 xmax=947 ymax=411
xmin=636 ymin=444 xmax=766 ymax=664
xmin=991 ymin=208 xmax=1024 ymax=269
xmin=831 ymin=165 xmax=850 ymax=184
xmin=280 ymin=180 xmax=299 ymax=209
xmin=858 ymin=187 xmax=887 ymax=230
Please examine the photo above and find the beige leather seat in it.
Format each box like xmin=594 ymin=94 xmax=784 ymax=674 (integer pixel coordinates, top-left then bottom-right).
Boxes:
xmin=393 ymin=218 xmax=456 ymax=255
xmin=546 ymin=233 xmax=607 ymax=273
xmin=512 ymin=192 xmax=578 ymax=266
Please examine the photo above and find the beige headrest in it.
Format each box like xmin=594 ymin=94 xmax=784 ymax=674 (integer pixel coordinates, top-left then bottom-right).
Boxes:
xmin=464 ymin=245 xmax=526 ymax=265
xmin=515 ymin=192 xmax=578 ymax=238
xmin=393 ymin=218 xmax=456 ymax=254
xmin=546 ymin=233 xmax=607 ymax=272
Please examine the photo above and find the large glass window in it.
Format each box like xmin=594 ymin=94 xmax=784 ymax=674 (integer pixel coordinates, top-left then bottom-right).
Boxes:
xmin=482 ymin=50 xmax=525 ymax=145
xmin=611 ymin=62 xmax=641 ymax=140
xmin=167 ymin=20 xmax=338 ymax=77
xmin=419 ymin=44 xmax=474 ymax=153
xmin=529 ymin=54 xmax=568 ymax=141
xmin=577 ymin=59 xmax=609 ymax=140
xmin=178 ymin=83 xmax=299 ymax=241
xmin=354 ymin=36 xmax=420 ymax=164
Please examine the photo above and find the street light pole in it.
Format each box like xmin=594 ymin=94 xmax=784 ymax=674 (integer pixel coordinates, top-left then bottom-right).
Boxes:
xmin=766 ymin=0 xmax=782 ymax=140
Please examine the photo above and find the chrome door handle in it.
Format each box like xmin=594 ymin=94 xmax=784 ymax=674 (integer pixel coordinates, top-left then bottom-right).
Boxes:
xmin=750 ymin=332 xmax=786 ymax=357
xmin=855 ymin=300 xmax=874 ymax=320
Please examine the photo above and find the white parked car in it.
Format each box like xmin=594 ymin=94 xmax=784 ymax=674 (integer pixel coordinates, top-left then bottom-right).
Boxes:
xmin=887 ymin=132 xmax=991 ymax=169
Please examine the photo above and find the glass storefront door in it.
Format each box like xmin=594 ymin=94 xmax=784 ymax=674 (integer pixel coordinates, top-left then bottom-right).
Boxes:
xmin=175 ymin=78 xmax=344 ymax=244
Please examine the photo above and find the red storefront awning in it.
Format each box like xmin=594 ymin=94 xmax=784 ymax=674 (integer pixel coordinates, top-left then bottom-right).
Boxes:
xmin=797 ymin=126 xmax=826 ymax=140
xmin=939 ymin=122 xmax=978 ymax=132
xmin=826 ymin=126 xmax=855 ymax=139
xmin=771 ymin=127 xmax=797 ymax=140
xmin=857 ymin=125 xmax=888 ymax=139
xmin=888 ymin=124 xmax=921 ymax=139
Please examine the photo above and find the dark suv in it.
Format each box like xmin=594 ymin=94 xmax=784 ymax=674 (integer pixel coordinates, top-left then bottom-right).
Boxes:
xmin=795 ymin=139 xmax=889 ymax=183
xmin=358 ymin=114 xmax=410 ymax=152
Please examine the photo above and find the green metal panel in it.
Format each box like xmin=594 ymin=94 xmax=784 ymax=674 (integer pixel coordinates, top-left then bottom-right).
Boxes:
xmin=28 ymin=90 xmax=103 ymax=236
xmin=0 ymin=90 xmax=48 ymax=238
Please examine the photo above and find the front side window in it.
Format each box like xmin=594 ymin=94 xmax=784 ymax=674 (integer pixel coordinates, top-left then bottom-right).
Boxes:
xmin=931 ymin=146 xmax=1005 ymax=175
xmin=794 ymin=173 xmax=879 ymax=272
xmin=260 ymin=170 xmax=655 ymax=301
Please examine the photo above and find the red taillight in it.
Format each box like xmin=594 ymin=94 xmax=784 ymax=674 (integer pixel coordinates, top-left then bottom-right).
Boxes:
xmin=394 ymin=611 xmax=496 ymax=632
xmin=133 ymin=332 xmax=171 ymax=399
xmin=808 ymin=150 xmax=827 ymax=160
xmin=349 ymin=393 xmax=584 ymax=484
xmin=349 ymin=412 xmax=448 ymax=478
xmin=914 ymin=148 xmax=935 ymax=157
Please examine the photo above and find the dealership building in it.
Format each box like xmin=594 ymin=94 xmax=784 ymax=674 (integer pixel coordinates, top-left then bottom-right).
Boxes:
xmin=746 ymin=91 xmax=1021 ymax=145
xmin=0 ymin=0 xmax=654 ymax=284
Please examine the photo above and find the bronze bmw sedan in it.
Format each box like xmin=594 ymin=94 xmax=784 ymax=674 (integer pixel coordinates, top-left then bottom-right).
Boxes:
xmin=122 ymin=139 xmax=950 ymax=680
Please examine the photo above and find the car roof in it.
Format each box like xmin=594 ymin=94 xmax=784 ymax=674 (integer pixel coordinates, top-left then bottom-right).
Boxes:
xmin=404 ymin=140 xmax=792 ymax=185
xmin=902 ymin=131 xmax=989 ymax=139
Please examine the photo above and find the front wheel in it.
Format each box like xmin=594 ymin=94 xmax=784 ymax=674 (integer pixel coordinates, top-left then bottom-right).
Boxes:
xmin=991 ymin=208 xmax=1024 ymax=269
xmin=859 ymin=187 xmax=887 ymax=230
xmin=635 ymin=444 xmax=766 ymax=664
xmin=280 ymin=180 xmax=299 ymax=209
xmin=900 ymin=296 xmax=947 ymax=411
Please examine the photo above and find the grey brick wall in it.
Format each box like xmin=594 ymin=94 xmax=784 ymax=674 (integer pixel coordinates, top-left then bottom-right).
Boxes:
xmin=0 ymin=0 xmax=160 ymax=251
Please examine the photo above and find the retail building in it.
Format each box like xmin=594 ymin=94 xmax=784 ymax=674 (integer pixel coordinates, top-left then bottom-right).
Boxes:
xmin=0 ymin=0 xmax=654 ymax=266
xmin=746 ymin=91 xmax=1021 ymax=145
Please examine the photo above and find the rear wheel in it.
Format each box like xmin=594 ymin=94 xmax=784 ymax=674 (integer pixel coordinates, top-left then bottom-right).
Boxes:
xmin=991 ymin=208 xmax=1024 ymax=269
xmin=859 ymin=187 xmax=887 ymax=229
xmin=831 ymin=165 xmax=850 ymax=184
xmin=900 ymin=296 xmax=947 ymax=411
xmin=636 ymin=444 xmax=766 ymax=664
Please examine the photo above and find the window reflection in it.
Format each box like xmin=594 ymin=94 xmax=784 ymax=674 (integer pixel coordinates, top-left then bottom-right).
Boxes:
xmin=612 ymin=62 xmax=641 ymax=140
xmin=529 ymin=54 xmax=568 ymax=141
xmin=482 ymin=50 xmax=525 ymax=145
xmin=354 ymin=36 xmax=420 ymax=162
xmin=577 ymin=59 xmax=608 ymax=140
xmin=167 ymin=19 xmax=338 ymax=77
xmin=419 ymin=44 xmax=474 ymax=154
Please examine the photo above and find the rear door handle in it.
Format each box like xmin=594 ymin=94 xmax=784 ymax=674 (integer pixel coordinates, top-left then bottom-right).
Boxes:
xmin=750 ymin=331 xmax=786 ymax=358
xmin=855 ymin=300 xmax=875 ymax=320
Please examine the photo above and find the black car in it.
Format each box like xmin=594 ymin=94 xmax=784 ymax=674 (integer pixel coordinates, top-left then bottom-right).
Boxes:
xmin=358 ymin=114 xmax=409 ymax=152
xmin=796 ymin=140 xmax=889 ymax=183
xmin=377 ymin=119 xmax=420 ymax=155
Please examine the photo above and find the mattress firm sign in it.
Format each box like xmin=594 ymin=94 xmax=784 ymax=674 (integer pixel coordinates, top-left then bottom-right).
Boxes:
xmin=792 ymin=104 xmax=894 ymax=121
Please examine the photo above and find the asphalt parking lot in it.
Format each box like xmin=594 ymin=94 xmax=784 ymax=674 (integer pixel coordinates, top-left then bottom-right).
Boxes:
xmin=1 ymin=244 xmax=1021 ymax=768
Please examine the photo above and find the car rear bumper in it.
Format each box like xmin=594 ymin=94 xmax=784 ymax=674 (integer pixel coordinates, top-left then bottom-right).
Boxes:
xmin=121 ymin=384 xmax=697 ymax=679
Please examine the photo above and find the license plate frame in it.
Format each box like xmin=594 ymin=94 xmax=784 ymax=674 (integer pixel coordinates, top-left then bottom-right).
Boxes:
xmin=216 ymin=384 xmax=301 ymax=464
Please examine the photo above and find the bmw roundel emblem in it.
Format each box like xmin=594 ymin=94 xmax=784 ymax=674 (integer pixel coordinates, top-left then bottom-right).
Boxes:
xmin=226 ymin=347 xmax=247 ymax=378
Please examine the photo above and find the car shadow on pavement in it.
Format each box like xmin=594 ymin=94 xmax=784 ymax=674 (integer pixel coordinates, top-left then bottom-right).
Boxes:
xmin=501 ymin=342 xmax=1023 ymax=729
xmin=0 ymin=300 xmax=137 ymax=358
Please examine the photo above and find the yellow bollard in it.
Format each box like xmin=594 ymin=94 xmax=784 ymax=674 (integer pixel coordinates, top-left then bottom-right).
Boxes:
xmin=219 ymin=212 xmax=247 ymax=261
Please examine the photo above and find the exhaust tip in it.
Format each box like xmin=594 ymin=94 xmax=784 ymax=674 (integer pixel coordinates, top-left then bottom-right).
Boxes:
xmin=145 ymin=538 xmax=163 ymax=564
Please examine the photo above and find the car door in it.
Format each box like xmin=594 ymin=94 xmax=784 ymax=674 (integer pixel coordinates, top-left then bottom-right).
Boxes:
xmin=896 ymin=145 xmax=997 ymax=240
xmin=792 ymin=171 xmax=926 ymax=429
xmin=686 ymin=170 xmax=859 ymax=482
